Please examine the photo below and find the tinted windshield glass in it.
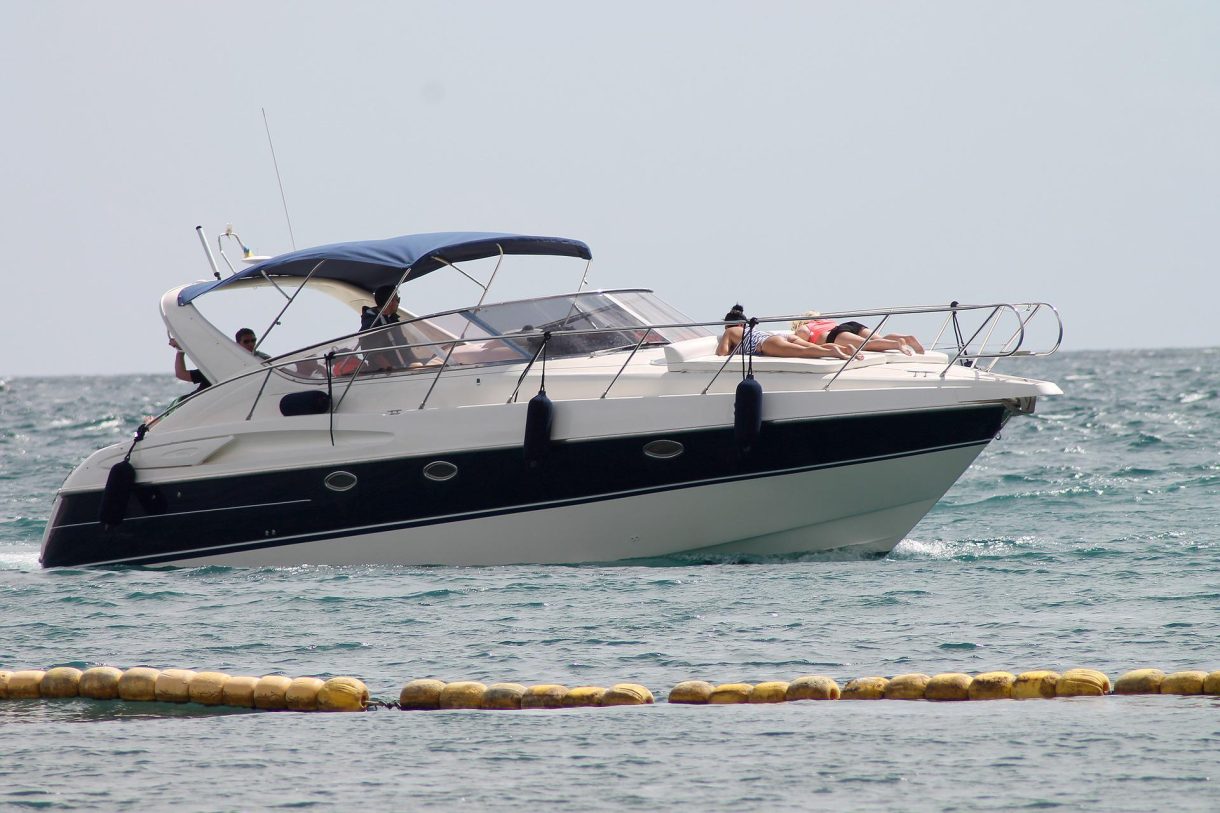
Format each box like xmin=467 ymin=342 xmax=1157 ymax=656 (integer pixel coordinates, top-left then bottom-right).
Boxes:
xmin=277 ymin=290 xmax=711 ymax=378
xmin=464 ymin=293 xmax=639 ymax=355
xmin=610 ymin=291 xmax=710 ymax=343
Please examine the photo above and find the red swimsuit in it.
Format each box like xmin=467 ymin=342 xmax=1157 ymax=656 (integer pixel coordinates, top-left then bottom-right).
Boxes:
xmin=801 ymin=319 xmax=839 ymax=344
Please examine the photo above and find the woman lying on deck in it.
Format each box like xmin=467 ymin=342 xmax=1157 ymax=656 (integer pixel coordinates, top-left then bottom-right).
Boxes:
xmin=716 ymin=305 xmax=852 ymax=360
xmin=791 ymin=311 xmax=925 ymax=356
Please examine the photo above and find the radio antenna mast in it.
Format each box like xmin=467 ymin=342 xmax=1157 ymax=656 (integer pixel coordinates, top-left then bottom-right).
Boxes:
xmin=262 ymin=107 xmax=297 ymax=250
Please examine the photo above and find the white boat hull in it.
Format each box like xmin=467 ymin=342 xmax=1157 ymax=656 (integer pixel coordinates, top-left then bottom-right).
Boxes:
xmin=88 ymin=443 xmax=983 ymax=567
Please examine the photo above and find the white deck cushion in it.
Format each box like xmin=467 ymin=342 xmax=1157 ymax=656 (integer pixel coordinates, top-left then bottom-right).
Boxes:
xmin=663 ymin=336 xmax=719 ymax=364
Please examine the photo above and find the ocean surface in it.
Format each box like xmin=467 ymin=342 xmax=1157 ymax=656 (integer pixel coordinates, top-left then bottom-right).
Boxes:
xmin=1 ymin=349 xmax=1217 ymax=812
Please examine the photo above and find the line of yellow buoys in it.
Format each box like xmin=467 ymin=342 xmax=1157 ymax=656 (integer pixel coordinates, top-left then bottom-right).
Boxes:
xmin=0 ymin=667 xmax=368 ymax=711
xmin=2 ymin=666 xmax=1217 ymax=712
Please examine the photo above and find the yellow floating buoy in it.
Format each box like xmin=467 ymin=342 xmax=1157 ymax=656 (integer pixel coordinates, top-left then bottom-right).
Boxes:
xmin=925 ymin=673 xmax=972 ymax=701
xmin=749 ymin=681 xmax=790 ymax=704
xmin=668 ymin=680 xmax=715 ymax=704
xmin=317 ymin=677 xmax=369 ymax=712
xmin=1204 ymin=671 xmax=1220 ymax=695
xmin=188 ymin=672 xmax=231 ymax=706
xmin=399 ymin=679 xmax=446 ymax=710
xmin=969 ymin=672 xmax=1016 ymax=701
xmin=1011 ymin=670 xmax=1060 ymax=699
xmin=785 ymin=675 xmax=840 ymax=701
xmin=1074 ymin=668 xmax=1111 ymax=693
xmin=481 ymin=683 xmax=527 ymax=710
xmin=1056 ymin=668 xmax=1110 ymax=697
xmin=155 ymin=669 xmax=197 ymax=703
xmin=842 ymin=676 xmax=889 ymax=700
xmin=0 ymin=670 xmax=11 ymax=699
xmin=885 ymin=674 xmax=931 ymax=700
xmin=7 ymin=670 xmax=46 ymax=699
xmin=79 ymin=666 xmax=123 ymax=700
xmin=118 ymin=667 xmax=160 ymax=702
xmin=520 ymin=684 xmax=567 ymax=709
xmin=285 ymin=677 xmax=325 ymax=711
xmin=439 ymin=681 xmax=488 ymax=710
xmin=602 ymin=683 xmax=654 ymax=706
xmin=222 ymin=676 xmax=260 ymax=708
xmin=562 ymin=686 xmax=606 ymax=707
xmin=708 ymin=683 xmax=753 ymax=704
xmin=1160 ymin=671 xmax=1207 ymax=696
xmin=1113 ymin=669 xmax=1165 ymax=695
xmin=41 ymin=667 xmax=83 ymax=699
xmin=253 ymin=675 xmax=294 ymax=710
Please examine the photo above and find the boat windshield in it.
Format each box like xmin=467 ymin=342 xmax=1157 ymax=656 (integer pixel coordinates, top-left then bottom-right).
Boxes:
xmin=277 ymin=289 xmax=710 ymax=379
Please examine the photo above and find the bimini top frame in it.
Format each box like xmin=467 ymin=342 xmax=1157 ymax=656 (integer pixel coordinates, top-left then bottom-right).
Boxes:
xmin=177 ymin=232 xmax=593 ymax=305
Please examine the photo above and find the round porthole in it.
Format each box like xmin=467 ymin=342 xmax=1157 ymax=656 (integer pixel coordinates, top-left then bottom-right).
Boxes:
xmin=423 ymin=461 xmax=459 ymax=482
xmin=643 ymin=439 xmax=685 ymax=460
xmin=324 ymin=471 xmax=358 ymax=492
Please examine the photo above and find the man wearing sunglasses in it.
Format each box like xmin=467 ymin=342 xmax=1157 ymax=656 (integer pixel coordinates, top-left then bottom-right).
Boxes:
xmin=170 ymin=327 xmax=268 ymax=394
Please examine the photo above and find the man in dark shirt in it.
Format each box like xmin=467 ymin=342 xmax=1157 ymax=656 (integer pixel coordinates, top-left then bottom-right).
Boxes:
xmin=360 ymin=285 xmax=402 ymax=333
xmin=169 ymin=329 xmax=268 ymax=394
xmin=359 ymin=285 xmax=440 ymax=370
xmin=234 ymin=327 xmax=272 ymax=360
xmin=170 ymin=337 xmax=211 ymax=394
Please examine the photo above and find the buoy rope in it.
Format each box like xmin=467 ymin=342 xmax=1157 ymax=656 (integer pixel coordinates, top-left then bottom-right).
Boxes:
xmin=324 ymin=350 xmax=336 ymax=446
xmin=950 ymin=300 xmax=972 ymax=367
xmin=365 ymin=698 xmax=400 ymax=710
xmin=122 ymin=423 xmax=149 ymax=463
xmin=508 ymin=331 xmax=552 ymax=404
xmin=744 ymin=317 xmax=758 ymax=379
xmin=539 ymin=331 xmax=550 ymax=394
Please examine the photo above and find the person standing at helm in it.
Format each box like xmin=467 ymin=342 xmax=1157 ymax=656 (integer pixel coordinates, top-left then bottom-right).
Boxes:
xmin=359 ymin=285 xmax=407 ymax=370
xmin=360 ymin=285 xmax=402 ymax=332
xmin=359 ymin=285 xmax=439 ymax=369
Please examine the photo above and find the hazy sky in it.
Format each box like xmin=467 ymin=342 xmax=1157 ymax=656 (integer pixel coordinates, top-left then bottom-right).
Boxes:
xmin=2 ymin=1 xmax=1217 ymax=377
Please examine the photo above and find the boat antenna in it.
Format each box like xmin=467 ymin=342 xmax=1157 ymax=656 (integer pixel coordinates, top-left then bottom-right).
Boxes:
xmin=262 ymin=107 xmax=297 ymax=250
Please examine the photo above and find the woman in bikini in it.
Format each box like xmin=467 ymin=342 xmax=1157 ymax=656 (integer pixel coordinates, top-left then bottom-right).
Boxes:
xmin=791 ymin=311 xmax=925 ymax=356
xmin=716 ymin=306 xmax=851 ymax=360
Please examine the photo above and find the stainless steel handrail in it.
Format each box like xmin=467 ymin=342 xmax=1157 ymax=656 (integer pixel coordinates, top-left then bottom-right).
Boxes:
xmin=149 ymin=299 xmax=1063 ymax=432
xmin=601 ymin=328 xmax=654 ymax=399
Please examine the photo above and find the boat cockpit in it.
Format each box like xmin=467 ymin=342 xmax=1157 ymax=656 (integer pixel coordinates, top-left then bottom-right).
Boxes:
xmin=273 ymin=289 xmax=713 ymax=382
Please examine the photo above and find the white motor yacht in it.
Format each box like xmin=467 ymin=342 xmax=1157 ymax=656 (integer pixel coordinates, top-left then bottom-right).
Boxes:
xmin=40 ymin=231 xmax=1062 ymax=568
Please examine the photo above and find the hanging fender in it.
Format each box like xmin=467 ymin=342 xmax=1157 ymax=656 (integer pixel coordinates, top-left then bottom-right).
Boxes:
xmin=523 ymin=390 xmax=554 ymax=468
xmin=98 ymin=459 xmax=136 ymax=529
xmin=280 ymin=390 xmax=332 ymax=416
xmin=734 ymin=375 xmax=763 ymax=455
xmin=98 ymin=423 xmax=149 ymax=528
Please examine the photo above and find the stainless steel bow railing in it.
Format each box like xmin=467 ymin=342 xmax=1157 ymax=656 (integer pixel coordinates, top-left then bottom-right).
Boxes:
xmin=150 ymin=299 xmax=1062 ymax=428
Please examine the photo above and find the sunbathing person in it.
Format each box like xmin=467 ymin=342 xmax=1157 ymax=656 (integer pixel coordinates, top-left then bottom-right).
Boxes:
xmin=716 ymin=305 xmax=851 ymax=360
xmin=791 ymin=311 xmax=925 ymax=355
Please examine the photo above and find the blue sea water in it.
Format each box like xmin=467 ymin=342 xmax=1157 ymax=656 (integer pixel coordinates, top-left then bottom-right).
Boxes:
xmin=0 ymin=350 xmax=1217 ymax=812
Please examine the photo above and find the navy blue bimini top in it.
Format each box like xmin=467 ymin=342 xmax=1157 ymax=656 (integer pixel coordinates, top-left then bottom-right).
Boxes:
xmin=179 ymin=232 xmax=592 ymax=305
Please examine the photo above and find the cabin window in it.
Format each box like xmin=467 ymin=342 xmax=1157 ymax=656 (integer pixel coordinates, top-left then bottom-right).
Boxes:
xmin=324 ymin=471 xmax=358 ymax=492
xmin=423 ymin=461 xmax=459 ymax=482
xmin=643 ymin=439 xmax=685 ymax=459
